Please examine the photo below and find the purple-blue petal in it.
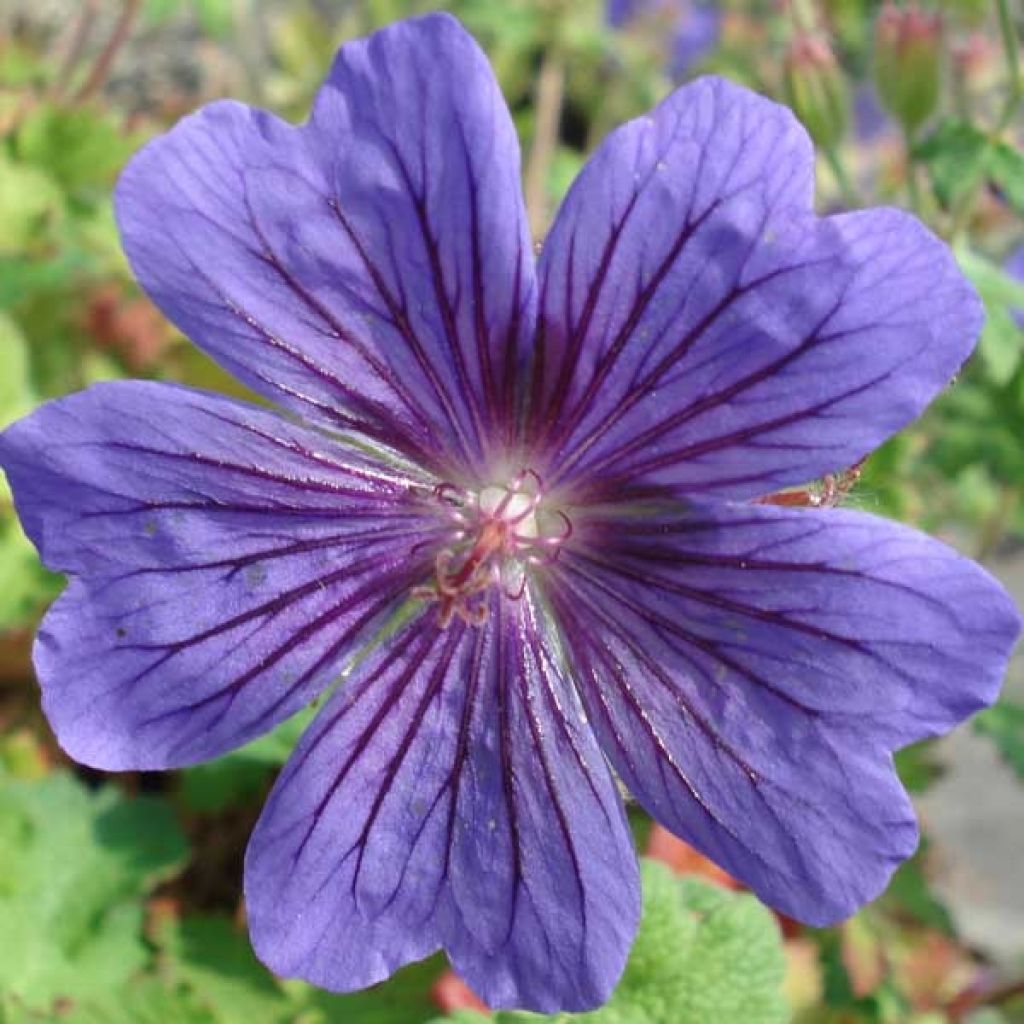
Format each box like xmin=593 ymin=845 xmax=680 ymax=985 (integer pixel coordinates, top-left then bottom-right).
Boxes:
xmin=531 ymin=76 xmax=981 ymax=499
xmin=549 ymin=501 xmax=1020 ymax=924
xmin=244 ymin=593 xmax=639 ymax=1012
xmin=0 ymin=381 xmax=443 ymax=769
xmin=115 ymin=13 xmax=535 ymax=476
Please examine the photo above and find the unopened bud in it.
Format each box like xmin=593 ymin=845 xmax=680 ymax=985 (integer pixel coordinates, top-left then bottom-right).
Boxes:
xmin=874 ymin=4 xmax=943 ymax=135
xmin=783 ymin=34 xmax=850 ymax=151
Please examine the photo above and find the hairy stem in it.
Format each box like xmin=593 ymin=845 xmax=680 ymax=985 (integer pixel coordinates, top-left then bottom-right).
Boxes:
xmin=525 ymin=48 xmax=566 ymax=242
xmin=73 ymin=0 xmax=141 ymax=102
xmin=996 ymin=0 xmax=1022 ymax=131
xmin=903 ymin=128 xmax=923 ymax=215
xmin=51 ymin=0 xmax=99 ymax=99
xmin=949 ymin=975 xmax=1024 ymax=1021
xmin=824 ymin=146 xmax=858 ymax=207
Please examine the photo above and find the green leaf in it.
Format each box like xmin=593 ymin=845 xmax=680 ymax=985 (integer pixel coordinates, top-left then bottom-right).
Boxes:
xmin=894 ymin=740 xmax=944 ymax=794
xmin=986 ymin=141 xmax=1024 ymax=217
xmin=612 ymin=867 xmax=788 ymax=1024
xmin=304 ymin=955 xmax=447 ymax=1024
xmin=915 ymin=119 xmax=989 ymax=208
xmin=974 ymin=700 xmax=1024 ymax=779
xmin=448 ymin=860 xmax=788 ymax=1024
xmin=0 ymin=771 xmax=189 ymax=1011
xmin=0 ymin=252 xmax=84 ymax=311
xmin=0 ymin=154 xmax=64 ymax=254
xmin=6 ymin=979 xmax=219 ymax=1024
xmin=0 ymin=40 xmax=49 ymax=89
xmin=14 ymin=104 xmax=142 ymax=198
xmin=0 ymin=515 xmax=60 ymax=632
xmin=0 ymin=312 xmax=37 ymax=471
xmin=877 ymin=839 xmax=954 ymax=934
xmin=193 ymin=0 xmax=236 ymax=39
xmin=178 ymin=751 xmax=276 ymax=813
xmin=955 ymin=247 xmax=1024 ymax=386
xmin=156 ymin=915 xmax=292 ymax=1024
xmin=157 ymin=913 xmax=446 ymax=1024
xmin=179 ymin=704 xmax=315 ymax=812
xmin=919 ymin=128 xmax=1024 ymax=220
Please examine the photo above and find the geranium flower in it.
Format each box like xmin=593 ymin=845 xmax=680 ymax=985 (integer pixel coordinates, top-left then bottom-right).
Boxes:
xmin=607 ymin=0 xmax=721 ymax=79
xmin=1 ymin=13 xmax=1019 ymax=1014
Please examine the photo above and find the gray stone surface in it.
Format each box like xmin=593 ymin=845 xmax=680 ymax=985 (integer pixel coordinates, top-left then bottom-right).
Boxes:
xmin=917 ymin=548 xmax=1024 ymax=968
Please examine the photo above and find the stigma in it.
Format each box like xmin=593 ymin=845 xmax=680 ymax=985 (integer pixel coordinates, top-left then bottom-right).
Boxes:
xmin=414 ymin=469 xmax=571 ymax=628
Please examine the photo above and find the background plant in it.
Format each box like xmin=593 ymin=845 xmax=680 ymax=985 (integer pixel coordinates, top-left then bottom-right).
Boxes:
xmin=1 ymin=1 xmax=1023 ymax=1021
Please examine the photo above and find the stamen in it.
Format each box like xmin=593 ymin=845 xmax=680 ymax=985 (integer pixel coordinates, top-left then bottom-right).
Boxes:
xmin=416 ymin=469 xmax=571 ymax=628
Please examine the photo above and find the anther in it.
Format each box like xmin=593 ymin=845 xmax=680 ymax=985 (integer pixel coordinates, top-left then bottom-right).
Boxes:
xmin=417 ymin=470 xmax=571 ymax=628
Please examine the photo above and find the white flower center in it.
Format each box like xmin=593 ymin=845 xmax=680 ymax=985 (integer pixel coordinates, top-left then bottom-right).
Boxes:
xmin=415 ymin=469 xmax=570 ymax=627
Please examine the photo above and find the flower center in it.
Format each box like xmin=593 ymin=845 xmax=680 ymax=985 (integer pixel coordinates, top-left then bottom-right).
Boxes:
xmin=415 ymin=469 xmax=571 ymax=628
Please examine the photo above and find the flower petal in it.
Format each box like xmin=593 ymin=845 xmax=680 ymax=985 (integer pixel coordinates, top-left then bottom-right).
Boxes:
xmin=0 ymin=381 xmax=442 ymax=770
xmin=116 ymin=13 xmax=535 ymax=475
xmin=245 ymin=594 xmax=639 ymax=1012
xmin=549 ymin=501 xmax=1020 ymax=924
xmin=531 ymin=76 xmax=980 ymax=498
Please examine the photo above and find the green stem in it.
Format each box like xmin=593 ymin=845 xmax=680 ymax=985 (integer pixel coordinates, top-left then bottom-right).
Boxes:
xmin=525 ymin=48 xmax=566 ymax=242
xmin=824 ymin=146 xmax=858 ymax=207
xmin=904 ymin=129 xmax=923 ymax=215
xmin=73 ymin=0 xmax=140 ymax=102
xmin=949 ymin=975 xmax=1024 ymax=1022
xmin=948 ymin=179 xmax=979 ymax=241
xmin=996 ymin=0 xmax=1022 ymax=131
xmin=50 ymin=0 xmax=99 ymax=99
xmin=948 ymin=0 xmax=1021 ymax=239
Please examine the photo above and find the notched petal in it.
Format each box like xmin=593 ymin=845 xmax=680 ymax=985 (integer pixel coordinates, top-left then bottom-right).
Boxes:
xmin=0 ymin=381 xmax=441 ymax=769
xmin=245 ymin=593 xmax=639 ymax=1012
xmin=551 ymin=501 xmax=1020 ymax=924
xmin=534 ymin=76 xmax=981 ymax=498
xmin=115 ymin=13 xmax=536 ymax=475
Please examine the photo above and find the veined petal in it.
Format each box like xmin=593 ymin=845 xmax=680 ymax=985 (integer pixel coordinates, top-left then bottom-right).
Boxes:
xmin=549 ymin=501 xmax=1020 ymax=924
xmin=0 ymin=381 xmax=442 ymax=770
xmin=531 ymin=76 xmax=980 ymax=498
xmin=115 ymin=13 xmax=535 ymax=475
xmin=245 ymin=593 xmax=638 ymax=1013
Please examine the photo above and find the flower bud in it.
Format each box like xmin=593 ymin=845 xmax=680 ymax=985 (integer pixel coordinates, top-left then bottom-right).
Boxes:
xmin=783 ymin=33 xmax=850 ymax=151
xmin=874 ymin=4 xmax=943 ymax=135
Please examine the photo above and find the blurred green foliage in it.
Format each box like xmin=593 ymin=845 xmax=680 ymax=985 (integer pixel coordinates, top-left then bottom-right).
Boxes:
xmin=0 ymin=767 xmax=188 ymax=1015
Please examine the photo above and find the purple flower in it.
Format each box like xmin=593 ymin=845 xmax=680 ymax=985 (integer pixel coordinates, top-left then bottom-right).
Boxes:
xmin=1 ymin=12 xmax=1020 ymax=1013
xmin=607 ymin=0 xmax=721 ymax=79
